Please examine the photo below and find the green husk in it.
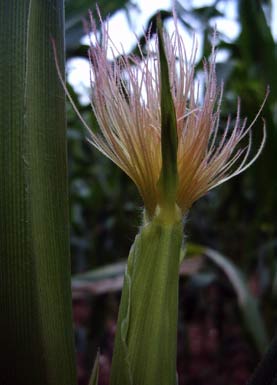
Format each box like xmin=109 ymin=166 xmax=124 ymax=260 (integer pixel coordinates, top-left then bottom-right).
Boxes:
xmin=0 ymin=1 xmax=76 ymax=384
xmin=110 ymin=207 xmax=183 ymax=385
xmin=157 ymin=17 xmax=178 ymax=214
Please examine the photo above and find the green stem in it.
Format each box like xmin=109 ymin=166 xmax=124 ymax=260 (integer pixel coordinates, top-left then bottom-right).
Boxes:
xmin=110 ymin=207 xmax=183 ymax=385
xmin=0 ymin=1 xmax=76 ymax=384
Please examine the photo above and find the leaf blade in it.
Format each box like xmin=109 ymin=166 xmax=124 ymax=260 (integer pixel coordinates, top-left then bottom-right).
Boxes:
xmin=0 ymin=1 xmax=76 ymax=384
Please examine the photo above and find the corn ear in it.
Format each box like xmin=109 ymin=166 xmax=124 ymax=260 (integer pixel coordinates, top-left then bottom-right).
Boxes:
xmin=110 ymin=19 xmax=182 ymax=384
xmin=110 ymin=208 xmax=183 ymax=385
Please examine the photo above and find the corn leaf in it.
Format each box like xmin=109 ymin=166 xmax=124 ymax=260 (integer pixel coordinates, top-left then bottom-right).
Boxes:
xmin=0 ymin=1 xmax=76 ymax=384
xmin=88 ymin=351 xmax=100 ymax=385
xmin=247 ymin=335 xmax=277 ymax=385
xmin=73 ymin=261 xmax=126 ymax=282
xmin=187 ymin=244 xmax=269 ymax=354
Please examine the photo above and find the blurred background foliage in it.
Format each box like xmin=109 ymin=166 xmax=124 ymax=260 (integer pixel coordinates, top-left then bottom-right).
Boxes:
xmin=64 ymin=0 xmax=276 ymax=383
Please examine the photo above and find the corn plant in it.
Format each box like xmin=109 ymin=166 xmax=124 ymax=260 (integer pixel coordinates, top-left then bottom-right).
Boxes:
xmin=79 ymin=13 xmax=267 ymax=385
